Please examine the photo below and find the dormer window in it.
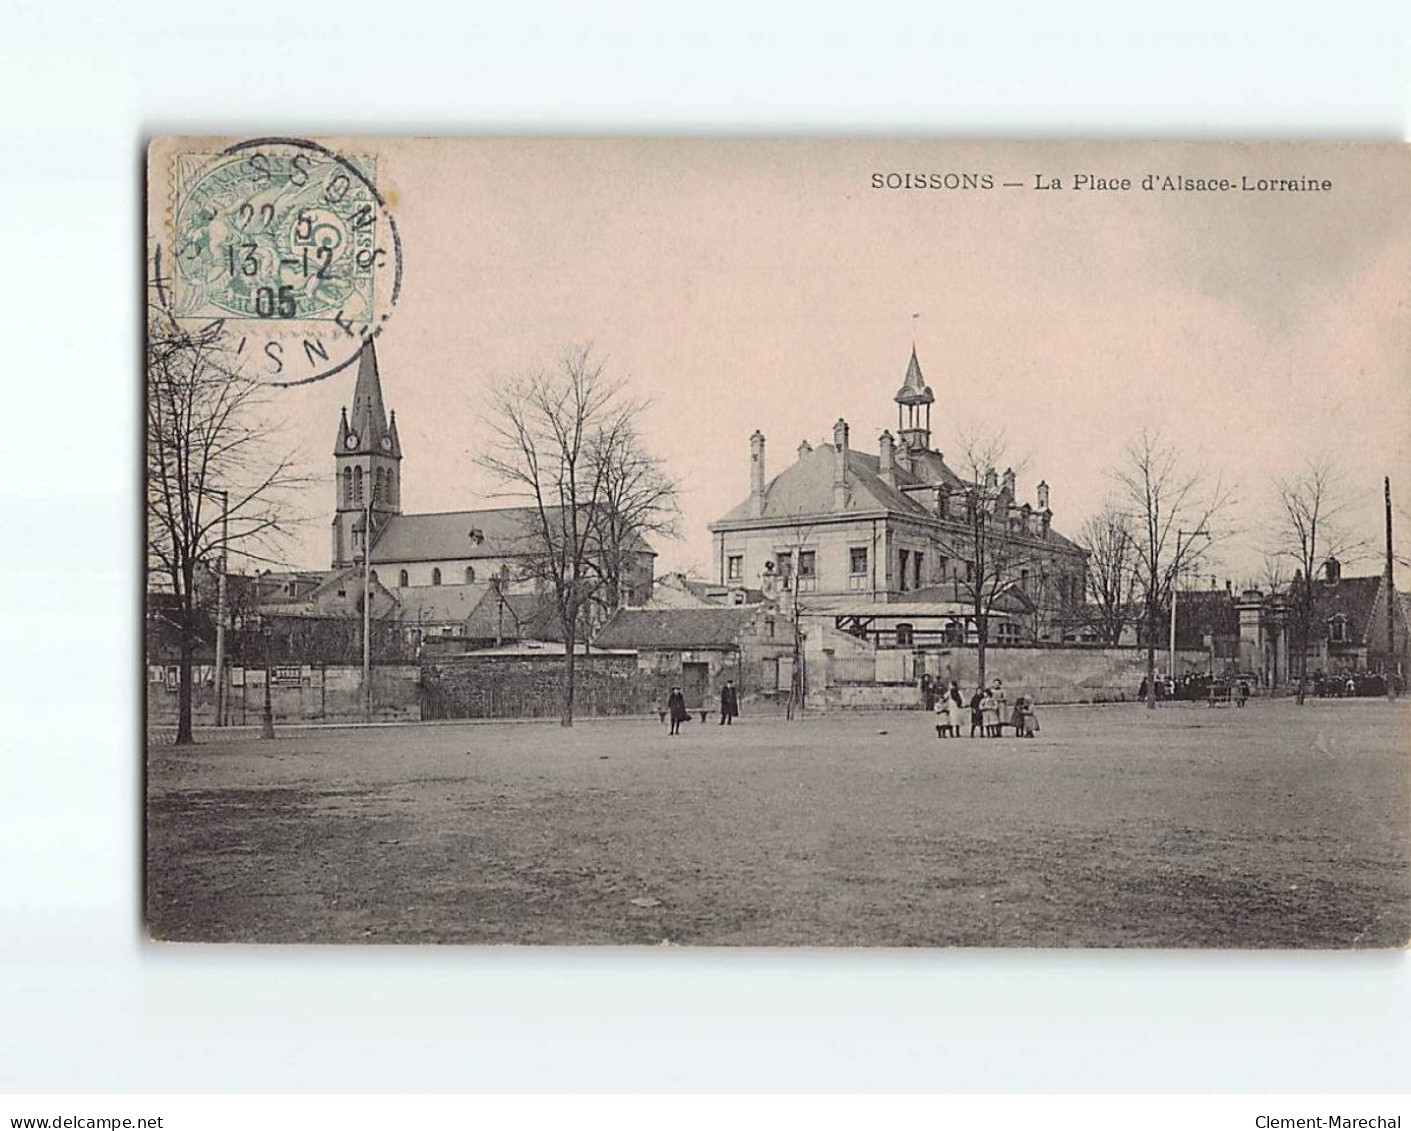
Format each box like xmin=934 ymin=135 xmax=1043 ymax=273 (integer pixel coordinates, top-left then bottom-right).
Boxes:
xmin=1328 ymin=615 xmax=1347 ymax=643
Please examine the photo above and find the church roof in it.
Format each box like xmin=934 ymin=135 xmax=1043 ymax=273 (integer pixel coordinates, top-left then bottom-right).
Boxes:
xmin=369 ymin=505 xmax=654 ymax=564
xmin=894 ymin=347 xmax=934 ymax=406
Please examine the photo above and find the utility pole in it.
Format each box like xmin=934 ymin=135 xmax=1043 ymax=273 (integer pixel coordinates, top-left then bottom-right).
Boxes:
xmin=363 ymin=489 xmax=372 ymax=723
xmin=261 ymin=620 xmax=275 ymax=740
xmin=1386 ymin=477 xmax=1397 ymax=702
xmin=213 ymin=489 xmax=228 ymax=727
xmin=1169 ymin=527 xmax=1210 ymax=685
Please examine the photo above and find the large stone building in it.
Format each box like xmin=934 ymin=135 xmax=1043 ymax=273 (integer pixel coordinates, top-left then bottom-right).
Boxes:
xmin=707 ymin=348 xmax=1088 ymax=641
xmin=329 ymin=339 xmax=655 ymax=606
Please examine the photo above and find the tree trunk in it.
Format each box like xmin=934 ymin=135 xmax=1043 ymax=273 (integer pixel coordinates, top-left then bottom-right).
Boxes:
xmin=1144 ymin=600 xmax=1157 ymax=709
xmin=975 ymin=611 xmax=988 ymax=687
xmin=1295 ymin=617 xmax=1308 ymax=706
xmin=175 ymin=614 xmax=195 ymax=745
xmin=561 ymin=607 xmax=576 ymax=727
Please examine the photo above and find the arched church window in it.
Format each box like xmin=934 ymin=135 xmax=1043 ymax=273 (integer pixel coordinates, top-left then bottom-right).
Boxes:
xmin=353 ymin=466 xmax=363 ymax=505
xmin=465 ymin=566 xmax=476 ymax=584
xmin=373 ymin=467 xmax=383 ymax=502
xmin=398 ymin=569 xmax=408 ymax=588
xmin=343 ymin=467 xmax=352 ymax=506
xmin=432 ymin=567 xmax=442 ymax=586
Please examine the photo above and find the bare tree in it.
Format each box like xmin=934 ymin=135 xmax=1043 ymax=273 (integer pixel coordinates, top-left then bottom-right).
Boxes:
xmin=146 ymin=310 xmax=305 ymax=744
xmin=1114 ymin=429 xmax=1235 ymax=709
xmin=478 ymin=346 xmax=666 ymax=726
xmin=1079 ymin=504 xmax=1137 ymax=646
xmin=583 ymin=416 xmax=680 ymax=632
xmin=936 ymin=428 xmax=1040 ymax=688
xmin=1271 ymin=458 xmax=1365 ymax=704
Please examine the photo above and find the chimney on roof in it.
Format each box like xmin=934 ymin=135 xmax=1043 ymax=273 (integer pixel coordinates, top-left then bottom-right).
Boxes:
xmin=833 ymin=418 xmax=850 ymax=509
xmin=1323 ymin=556 xmax=1341 ymax=584
xmin=749 ymin=430 xmax=766 ymax=517
xmin=1036 ymin=480 xmax=1050 ymax=512
xmin=797 ymin=438 xmax=812 ymax=461
xmin=878 ymin=430 xmax=895 ymax=485
xmin=1225 ymin=579 xmax=1232 ymax=594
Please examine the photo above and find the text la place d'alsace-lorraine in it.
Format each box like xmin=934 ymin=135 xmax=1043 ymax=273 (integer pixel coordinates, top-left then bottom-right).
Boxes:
xmin=1033 ymin=172 xmax=1334 ymax=192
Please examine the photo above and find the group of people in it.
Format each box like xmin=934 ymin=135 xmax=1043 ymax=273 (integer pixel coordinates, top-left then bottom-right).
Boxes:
xmin=929 ymin=677 xmax=1040 ymax=739
xmin=664 ymin=681 xmax=739 ymax=736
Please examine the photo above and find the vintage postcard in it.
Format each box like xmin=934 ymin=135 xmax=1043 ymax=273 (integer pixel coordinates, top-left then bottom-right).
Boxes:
xmin=145 ymin=138 xmax=1410 ymax=946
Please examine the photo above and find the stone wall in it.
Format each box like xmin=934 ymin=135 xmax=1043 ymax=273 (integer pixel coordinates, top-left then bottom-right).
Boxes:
xmin=812 ymin=645 xmax=1210 ymax=708
xmin=146 ymin=663 xmax=422 ymax=725
xmin=421 ymin=653 xmax=651 ymax=719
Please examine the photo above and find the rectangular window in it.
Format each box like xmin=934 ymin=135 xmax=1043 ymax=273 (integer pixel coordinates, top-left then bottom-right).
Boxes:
xmin=850 ymin=548 xmax=868 ymax=574
xmin=914 ymin=552 xmax=924 ymax=589
xmin=797 ymin=550 xmax=816 ymax=578
xmin=939 ymin=555 xmax=949 ymax=579
xmin=898 ymin=549 xmax=910 ymax=592
xmin=774 ymin=551 xmax=794 ymax=590
xmin=727 ymin=555 xmax=742 ymax=581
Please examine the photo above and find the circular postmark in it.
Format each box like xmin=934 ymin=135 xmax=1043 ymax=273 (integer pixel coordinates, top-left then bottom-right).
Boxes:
xmin=153 ymin=137 xmax=403 ymax=386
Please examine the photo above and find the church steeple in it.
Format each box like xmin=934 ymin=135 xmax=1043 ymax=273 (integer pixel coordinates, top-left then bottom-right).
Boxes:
xmin=342 ymin=338 xmax=391 ymax=455
xmin=331 ymin=338 xmax=402 ymax=568
xmin=893 ymin=346 xmax=934 ymax=452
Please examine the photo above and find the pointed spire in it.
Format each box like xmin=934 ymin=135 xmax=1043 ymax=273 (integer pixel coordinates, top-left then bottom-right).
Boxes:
xmin=334 ymin=406 xmax=351 ymax=454
xmin=386 ymin=409 xmax=402 ymax=459
xmin=346 ymin=338 xmax=390 ymax=452
xmin=894 ymin=346 xmax=934 ymax=405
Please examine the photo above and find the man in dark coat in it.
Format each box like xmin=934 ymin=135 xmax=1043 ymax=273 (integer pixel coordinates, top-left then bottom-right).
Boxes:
xmin=667 ymin=686 xmax=689 ymax=736
xmin=719 ymin=680 xmax=740 ymax=725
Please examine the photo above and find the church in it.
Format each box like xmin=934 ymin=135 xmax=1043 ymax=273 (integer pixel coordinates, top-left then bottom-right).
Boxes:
xmin=707 ymin=347 xmax=1089 ymax=644
xmin=301 ymin=338 xmax=656 ymax=643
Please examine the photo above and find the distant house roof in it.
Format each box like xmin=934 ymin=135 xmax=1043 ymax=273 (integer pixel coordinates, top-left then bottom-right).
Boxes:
xmin=1170 ymin=588 xmax=1241 ymax=648
xmin=394 ymin=582 xmax=493 ymax=625
xmin=370 ymin=506 xmax=654 ymax=565
xmin=462 ymin=590 xmax=565 ymax=643
xmin=648 ymin=572 xmax=766 ymax=608
xmin=593 ymin=606 xmax=762 ymax=651
xmin=1312 ymin=574 xmax=1385 ymax=644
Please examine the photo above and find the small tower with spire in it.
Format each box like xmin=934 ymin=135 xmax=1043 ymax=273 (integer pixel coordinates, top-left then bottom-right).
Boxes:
xmin=894 ymin=346 xmax=934 ymax=453
xmin=331 ymin=338 xmax=403 ymax=568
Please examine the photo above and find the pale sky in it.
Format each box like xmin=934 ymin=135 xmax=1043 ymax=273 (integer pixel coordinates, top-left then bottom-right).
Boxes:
xmin=191 ymin=139 xmax=1411 ymax=587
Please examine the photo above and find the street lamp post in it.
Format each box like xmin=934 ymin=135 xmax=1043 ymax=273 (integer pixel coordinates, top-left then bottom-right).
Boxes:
xmin=1169 ymin=527 xmax=1210 ymax=685
xmin=261 ymin=621 xmax=275 ymax=740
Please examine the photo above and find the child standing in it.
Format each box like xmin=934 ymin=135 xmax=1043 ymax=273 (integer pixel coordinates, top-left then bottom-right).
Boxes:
xmin=934 ymin=690 xmax=952 ymax=738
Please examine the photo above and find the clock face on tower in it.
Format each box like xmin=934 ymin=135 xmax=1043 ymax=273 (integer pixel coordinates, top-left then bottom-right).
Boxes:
xmin=346 ymin=432 xmax=359 ymax=449
xmin=381 ymin=436 xmax=391 ymax=450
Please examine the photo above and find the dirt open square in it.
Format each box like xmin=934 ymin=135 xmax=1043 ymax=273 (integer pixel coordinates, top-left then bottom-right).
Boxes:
xmin=145 ymin=700 xmax=1411 ymax=947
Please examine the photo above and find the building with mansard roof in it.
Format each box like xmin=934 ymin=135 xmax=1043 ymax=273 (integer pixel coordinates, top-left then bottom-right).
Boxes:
xmin=707 ymin=347 xmax=1089 ymax=645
